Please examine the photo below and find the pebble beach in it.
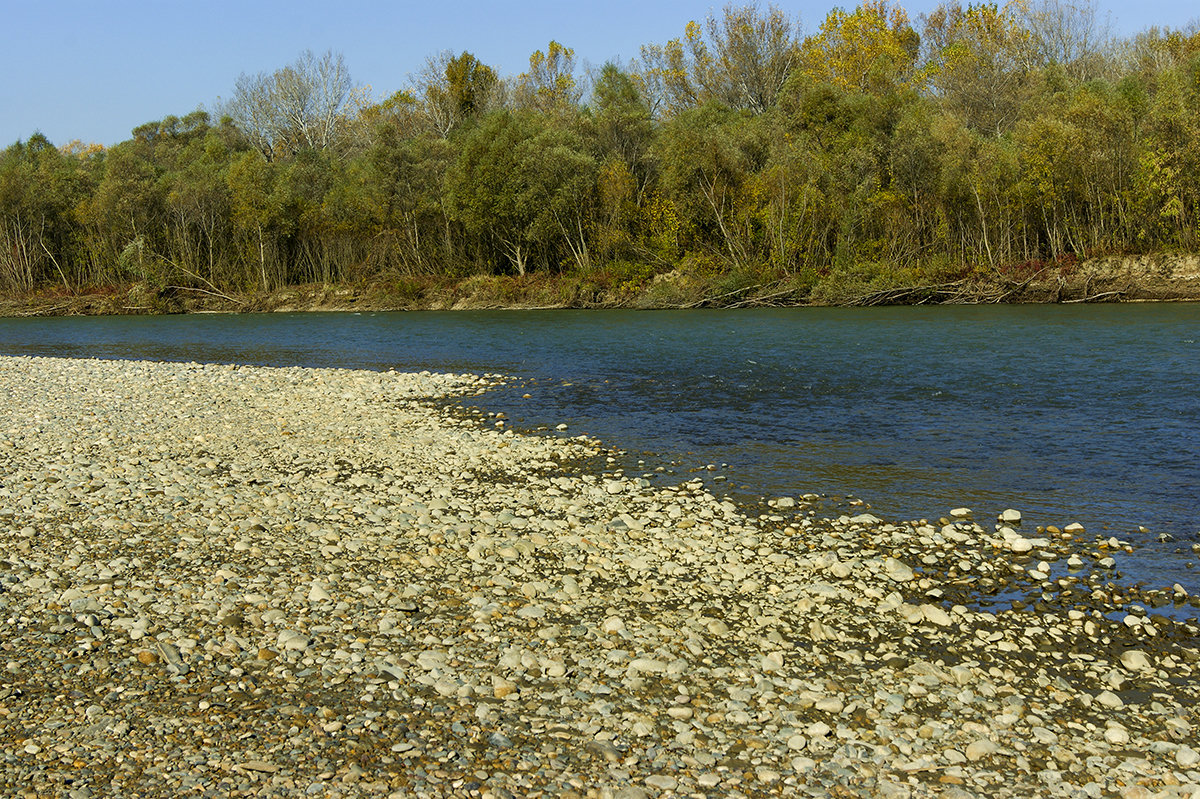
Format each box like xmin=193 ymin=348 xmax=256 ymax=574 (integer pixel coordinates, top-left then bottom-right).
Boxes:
xmin=1 ymin=355 xmax=1197 ymax=798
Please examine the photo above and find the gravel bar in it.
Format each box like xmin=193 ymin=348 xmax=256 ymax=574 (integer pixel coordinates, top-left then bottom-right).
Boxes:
xmin=1 ymin=355 xmax=1197 ymax=799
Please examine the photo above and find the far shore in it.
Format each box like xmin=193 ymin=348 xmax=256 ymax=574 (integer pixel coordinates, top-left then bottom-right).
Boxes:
xmin=2 ymin=253 xmax=1198 ymax=318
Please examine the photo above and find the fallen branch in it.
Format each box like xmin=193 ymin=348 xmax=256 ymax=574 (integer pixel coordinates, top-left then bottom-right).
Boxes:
xmin=39 ymin=240 xmax=75 ymax=297
xmin=1062 ymin=289 xmax=1126 ymax=304
xmin=993 ymin=264 xmax=1062 ymax=302
xmin=682 ymin=279 xmax=786 ymax=309
xmin=847 ymin=279 xmax=971 ymax=306
xmin=15 ymin=303 xmax=72 ymax=317
xmin=726 ymin=287 xmax=798 ymax=309
xmin=164 ymin=258 xmax=247 ymax=306
xmin=680 ymin=283 xmax=761 ymax=309
xmin=164 ymin=284 xmax=246 ymax=306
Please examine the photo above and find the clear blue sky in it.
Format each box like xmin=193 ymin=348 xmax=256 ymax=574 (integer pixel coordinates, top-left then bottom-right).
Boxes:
xmin=3 ymin=0 xmax=1196 ymax=148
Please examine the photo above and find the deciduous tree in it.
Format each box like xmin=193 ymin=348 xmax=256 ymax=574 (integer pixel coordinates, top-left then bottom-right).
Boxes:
xmin=640 ymin=4 xmax=799 ymax=115
xmin=1011 ymin=0 xmax=1115 ymax=81
xmin=416 ymin=51 xmax=500 ymax=136
xmin=800 ymin=1 xmax=922 ymax=95
xmin=228 ymin=50 xmax=358 ymax=161
xmin=516 ymin=41 xmax=580 ymax=115
xmin=921 ymin=2 xmax=1033 ymax=135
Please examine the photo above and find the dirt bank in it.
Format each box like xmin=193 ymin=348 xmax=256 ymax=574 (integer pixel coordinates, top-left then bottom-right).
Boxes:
xmin=2 ymin=255 xmax=1197 ymax=317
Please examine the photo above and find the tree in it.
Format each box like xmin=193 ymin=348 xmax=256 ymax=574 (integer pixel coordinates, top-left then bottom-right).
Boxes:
xmin=921 ymin=2 xmax=1033 ymax=135
xmin=226 ymin=151 xmax=278 ymax=289
xmin=85 ymin=137 xmax=168 ymax=283
xmin=415 ymin=51 xmax=500 ymax=136
xmin=1132 ymin=64 xmax=1200 ymax=248
xmin=163 ymin=129 xmax=233 ymax=284
xmin=750 ymin=124 xmax=839 ymax=273
xmin=357 ymin=90 xmax=425 ymax=146
xmin=366 ymin=130 xmax=455 ymax=274
xmin=447 ymin=111 xmax=598 ymax=274
xmin=6 ymin=8 xmax=1200 ymax=301
xmin=516 ymin=41 xmax=581 ymax=114
xmin=586 ymin=65 xmax=656 ymax=264
xmin=1062 ymin=81 xmax=1136 ymax=251
xmin=269 ymin=148 xmax=341 ymax=283
xmin=800 ymin=1 xmax=922 ymax=95
xmin=927 ymin=112 xmax=1022 ymax=266
xmin=655 ymin=102 xmax=770 ymax=269
xmin=0 ymin=133 xmax=86 ymax=292
xmin=777 ymin=73 xmax=920 ymax=268
xmin=1126 ymin=25 xmax=1200 ymax=83
xmin=1014 ymin=113 xmax=1090 ymax=258
xmin=446 ymin=112 xmax=542 ymax=275
xmin=1011 ymin=0 xmax=1115 ymax=82
xmin=519 ymin=127 xmax=598 ymax=271
xmin=639 ymin=4 xmax=799 ymax=115
xmin=588 ymin=63 xmax=654 ymax=189
xmin=228 ymin=50 xmax=358 ymax=161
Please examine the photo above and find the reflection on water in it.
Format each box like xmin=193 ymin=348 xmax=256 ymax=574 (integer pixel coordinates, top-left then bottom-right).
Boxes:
xmin=1 ymin=304 xmax=1198 ymax=592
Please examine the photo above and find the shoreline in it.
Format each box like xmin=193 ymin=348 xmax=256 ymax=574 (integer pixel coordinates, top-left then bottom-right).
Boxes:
xmin=4 ymin=285 xmax=1199 ymax=319
xmin=2 ymin=254 xmax=1199 ymax=318
xmin=1 ymin=355 xmax=1197 ymax=797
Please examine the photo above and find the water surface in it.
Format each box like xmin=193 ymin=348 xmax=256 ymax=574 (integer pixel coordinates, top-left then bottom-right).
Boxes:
xmin=2 ymin=305 xmax=1197 ymax=592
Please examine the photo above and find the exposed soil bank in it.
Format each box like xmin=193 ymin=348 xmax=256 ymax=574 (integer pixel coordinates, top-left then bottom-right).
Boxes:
xmin=2 ymin=255 xmax=1198 ymax=317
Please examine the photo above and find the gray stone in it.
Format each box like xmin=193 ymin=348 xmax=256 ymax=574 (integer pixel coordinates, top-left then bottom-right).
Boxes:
xmin=1176 ymin=745 xmax=1199 ymax=768
xmin=884 ymin=557 xmax=916 ymax=582
xmin=1119 ymin=650 xmax=1153 ymax=673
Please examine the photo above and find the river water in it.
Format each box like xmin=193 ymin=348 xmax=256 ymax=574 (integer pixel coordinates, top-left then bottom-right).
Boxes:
xmin=2 ymin=305 xmax=1197 ymax=593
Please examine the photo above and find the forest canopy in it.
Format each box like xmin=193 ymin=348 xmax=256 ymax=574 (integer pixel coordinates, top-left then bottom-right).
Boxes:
xmin=3 ymin=0 xmax=1199 ymax=306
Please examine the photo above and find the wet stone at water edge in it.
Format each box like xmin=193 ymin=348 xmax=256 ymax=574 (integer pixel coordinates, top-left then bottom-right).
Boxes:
xmin=0 ymin=354 xmax=1197 ymax=798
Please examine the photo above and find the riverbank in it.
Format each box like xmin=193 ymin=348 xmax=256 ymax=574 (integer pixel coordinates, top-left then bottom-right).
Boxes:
xmin=1 ymin=355 xmax=1197 ymax=798
xmin=2 ymin=254 xmax=1198 ymax=317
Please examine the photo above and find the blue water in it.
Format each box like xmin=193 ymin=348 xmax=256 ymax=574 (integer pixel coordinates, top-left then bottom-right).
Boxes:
xmin=2 ymin=305 xmax=1198 ymax=593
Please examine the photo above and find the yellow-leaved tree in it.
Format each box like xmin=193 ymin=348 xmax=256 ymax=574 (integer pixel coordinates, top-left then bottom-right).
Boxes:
xmin=517 ymin=41 xmax=580 ymax=115
xmin=800 ymin=1 xmax=922 ymax=95
xmin=922 ymin=2 xmax=1034 ymax=135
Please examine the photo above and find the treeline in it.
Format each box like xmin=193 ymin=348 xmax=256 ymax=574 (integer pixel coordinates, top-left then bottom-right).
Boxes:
xmin=3 ymin=0 xmax=1200 ymax=304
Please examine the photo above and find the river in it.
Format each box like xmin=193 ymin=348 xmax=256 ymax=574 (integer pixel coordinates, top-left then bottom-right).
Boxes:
xmin=2 ymin=304 xmax=1197 ymax=594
